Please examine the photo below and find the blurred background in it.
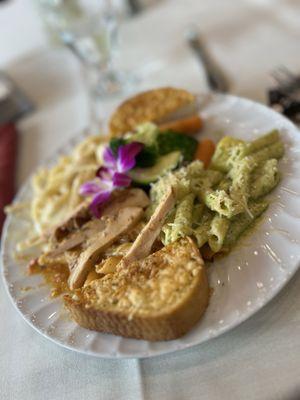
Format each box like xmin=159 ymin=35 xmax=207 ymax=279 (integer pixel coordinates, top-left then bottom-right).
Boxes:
xmin=0 ymin=0 xmax=299 ymax=224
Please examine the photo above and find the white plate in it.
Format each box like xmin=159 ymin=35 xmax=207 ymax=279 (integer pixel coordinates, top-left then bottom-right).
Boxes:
xmin=2 ymin=94 xmax=300 ymax=359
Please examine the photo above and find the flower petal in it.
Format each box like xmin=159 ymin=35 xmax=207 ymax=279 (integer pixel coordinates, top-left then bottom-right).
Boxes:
xmin=117 ymin=142 xmax=144 ymax=172
xmin=79 ymin=181 xmax=101 ymax=196
xmin=89 ymin=190 xmax=111 ymax=218
xmin=112 ymin=172 xmax=132 ymax=187
xmin=103 ymin=146 xmax=116 ymax=168
xmin=96 ymin=166 xmax=114 ymax=182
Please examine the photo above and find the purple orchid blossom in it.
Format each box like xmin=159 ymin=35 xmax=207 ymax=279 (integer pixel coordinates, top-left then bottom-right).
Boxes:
xmin=80 ymin=142 xmax=143 ymax=217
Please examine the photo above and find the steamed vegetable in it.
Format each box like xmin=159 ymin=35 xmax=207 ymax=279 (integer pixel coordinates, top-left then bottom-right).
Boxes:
xmin=109 ymin=137 xmax=157 ymax=168
xmin=110 ymin=122 xmax=199 ymax=167
xmin=157 ymin=131 xmax=198 ymax=161
xmin=195 ymin=139 xmax=215 ymax=168
xmin=129 ymin=151 xmax=181 ymax=185
xmin=158 ymin=115 xmax=203 ymax=135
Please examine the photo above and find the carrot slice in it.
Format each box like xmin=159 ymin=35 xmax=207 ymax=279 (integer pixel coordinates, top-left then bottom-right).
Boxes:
xmin=158 ymin=115 xmax=203 ymax=135
xmin=195 ymin=139 xmax=215 ymax=168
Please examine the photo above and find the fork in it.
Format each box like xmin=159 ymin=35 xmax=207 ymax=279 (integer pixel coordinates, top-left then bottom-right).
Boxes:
xmin=268 ymin=66 xmax=300 ymax=122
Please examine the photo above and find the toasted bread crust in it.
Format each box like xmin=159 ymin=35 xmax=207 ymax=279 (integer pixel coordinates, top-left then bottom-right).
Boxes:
xmin=109 ymin=87 xmax=196 ymax=137
xmin=64 ymin=269 xmax=208 ymax=340
xmin=64 ymin=238 xmax=209 ymax=341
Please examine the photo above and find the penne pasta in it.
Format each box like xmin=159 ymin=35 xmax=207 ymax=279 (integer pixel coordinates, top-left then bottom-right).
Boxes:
xmin=211 ymin=136 xmax=245 ymax=172
xmin=250 ymin=159 xmax=280 ymax=199
xmin=243 ymin=130 xmax=279 ymax=156
xmin=208 ymin=215 xmax=230 ymax=253
xmin=163 ymin=193 xmax=195 ymax=245
xmin=223 ymin=200 xmax=269 ymax=247
xmin=193 ymin=210 xmax=213 ymax=248
xmin=203 ymin=189 xmax=241 ymax=218
xmin=248 ymin=140 xmax=284 ymax=165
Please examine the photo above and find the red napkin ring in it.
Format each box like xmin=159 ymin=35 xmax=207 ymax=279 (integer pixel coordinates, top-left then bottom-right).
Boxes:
xmin=0 ymin=122 xmax=17 ymax=232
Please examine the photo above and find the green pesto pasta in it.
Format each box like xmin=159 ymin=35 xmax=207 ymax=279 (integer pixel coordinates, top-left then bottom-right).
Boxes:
xmin=149 ymin=160 xmax=203 ymax=210
xmin=229 ymin=156 xmax=257 ymax=198
xmin=211 ymin=136 xmax=245 ymax=172
xmin=161 ymin=208 xmax=176 ymax=244
xmin=208 ymin=215 xmax=230 ymax=252
xmin=193 ymin=170 xmax=224 ymax=196
xmin=193 ymin=211 xmax=213 ymax=248
xmin=149 ymin=161 xmax=221 ymax=217
xmin=223 ymin=200 xmax=269 ymax=248
xmin=203 ymin=189 xmax=242 ymax=218
xmin=163 ymin=193 xmax=195 ymax=245
xmin=150 ymin=130 xmax=284 ymax=253
xmin=250 ymin=159 xmax=280 ymax=199
xmin=162 ymin=225 xmax=173 ymax=246
xmin=217 ymin=177 xmax=231 ymax=192
xmin=248 ymin=140 xmax=284 ymax=165
xmin=192 ymin=203 xmax=205 ymax=228
xmin=243 ymin=130 xmax=279 ymax=156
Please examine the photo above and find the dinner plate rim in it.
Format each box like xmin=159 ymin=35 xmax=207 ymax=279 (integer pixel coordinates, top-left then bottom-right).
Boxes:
xmin=2 ymin=92 xmax=300 ymax=359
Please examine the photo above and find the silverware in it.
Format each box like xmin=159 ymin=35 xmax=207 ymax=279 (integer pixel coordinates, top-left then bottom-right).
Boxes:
xmin=0 ymin=71 xmax=34 ymax=125
xmin=268 ymin=66 xmax=300 ymax=123
xmin=186 ymin=29 xmax=229 ymax=93
xmin=271 ymin=66 xmax=300 ymax=101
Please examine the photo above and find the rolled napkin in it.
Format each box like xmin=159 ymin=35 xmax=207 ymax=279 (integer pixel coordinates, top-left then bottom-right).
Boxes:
xmin=0 ymin=122 xmax=17 ymax=231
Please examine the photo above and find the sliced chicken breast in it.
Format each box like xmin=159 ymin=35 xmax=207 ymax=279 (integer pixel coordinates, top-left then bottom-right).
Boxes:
xmin=121 ymin=187 xmax=175 ymax=267
xmin=68 ymin=206 xmax=143 ymax=289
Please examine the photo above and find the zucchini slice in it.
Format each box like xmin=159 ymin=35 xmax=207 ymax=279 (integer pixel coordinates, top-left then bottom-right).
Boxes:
xmin=129 ymin=151 xmax=181 ymax=185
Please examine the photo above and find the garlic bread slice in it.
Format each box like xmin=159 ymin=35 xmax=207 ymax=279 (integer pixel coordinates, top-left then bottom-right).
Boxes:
xmin=64 ymin=237 xmax=209 ymax=341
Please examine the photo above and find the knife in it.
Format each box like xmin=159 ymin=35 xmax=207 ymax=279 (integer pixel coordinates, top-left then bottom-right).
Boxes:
xmin=0 ymin=72 xmax=34 ymax=231
xmin=186 ymin=29 xmax=229 ymax=93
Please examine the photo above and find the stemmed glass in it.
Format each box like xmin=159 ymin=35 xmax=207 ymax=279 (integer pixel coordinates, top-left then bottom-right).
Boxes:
xmin=36 ymin=0 xmax=135 ymax=131
xmin=38 ymin=0 xmax=132 ymax=94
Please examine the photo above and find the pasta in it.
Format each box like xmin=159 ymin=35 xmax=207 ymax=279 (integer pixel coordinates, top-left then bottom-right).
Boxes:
xmin=248 ymin=140 xmax=284 ymax=165
xmin=223 ymin=200 xmax=268 ymax=248
xmin=250 ymin=159 xmax=279 ymax=199
xmin=217 ymin=178 xmax=231 ymax=192
xmin=151 ymin=130 xmax=284 ymax=254
xmin=163 ymin=193 xmax=195 ymax=245
xmin=208 ymin=215 xmax=230 ymax=253
xmin=229 ymin=156 xmax=257 ymax=198
xmin=211 ymin=136 xmax=244 ymax=172
xmin=203 ymin=189 xmax=241 ymax=218
xmin=193 ymin=211 xmax=213 ymax=248
xmin=31 ymin=135 xmax=104 ymax=234
xmin=192 ymin=203 xmax=205 ymax=228
xmin=243 ymin=130 xmax=279 ymax=156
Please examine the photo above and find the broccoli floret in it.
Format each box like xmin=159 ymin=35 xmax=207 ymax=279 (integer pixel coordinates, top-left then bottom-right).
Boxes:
xmin=110 ymin=127 xmax=197 ymax=168
xmin=157 ymin=131 xmax=198 ymax=161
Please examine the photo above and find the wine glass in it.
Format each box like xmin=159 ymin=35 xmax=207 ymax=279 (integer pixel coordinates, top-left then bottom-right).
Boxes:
xmin=37 ymin=0 xmax=133 ymax=97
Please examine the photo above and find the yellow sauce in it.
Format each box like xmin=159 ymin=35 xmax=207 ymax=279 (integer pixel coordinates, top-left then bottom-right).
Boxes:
xmin=28 ymin=260 xmax=70 ymax=298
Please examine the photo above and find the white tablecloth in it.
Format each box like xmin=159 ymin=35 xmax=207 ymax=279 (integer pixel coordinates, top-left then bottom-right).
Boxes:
xmin=1 ymin=1 xmax=300 ymax=399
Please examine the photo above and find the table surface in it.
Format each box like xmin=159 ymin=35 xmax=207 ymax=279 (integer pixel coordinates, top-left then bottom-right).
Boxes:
xmin=1 ymin=1 xmax=300 ymax=399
